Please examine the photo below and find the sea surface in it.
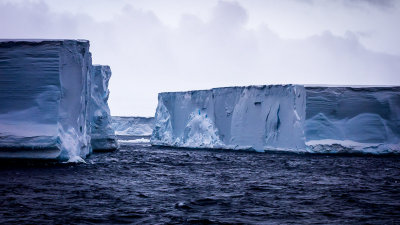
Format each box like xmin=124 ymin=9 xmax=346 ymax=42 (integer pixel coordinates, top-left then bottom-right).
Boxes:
xmin=1 ymin=140 xmax=400 ymax=224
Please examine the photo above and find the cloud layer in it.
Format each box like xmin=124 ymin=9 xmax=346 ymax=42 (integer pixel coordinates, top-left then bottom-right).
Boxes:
xmin=1 ymin=0 xmax=399 ymax=116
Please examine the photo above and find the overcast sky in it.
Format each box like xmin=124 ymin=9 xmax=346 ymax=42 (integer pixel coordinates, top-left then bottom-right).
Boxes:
xmin=1 ymin=0 xmax=399 ymax=116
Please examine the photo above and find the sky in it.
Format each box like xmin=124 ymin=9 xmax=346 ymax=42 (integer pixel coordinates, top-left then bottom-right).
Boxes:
xmin=1 ymin=0 xmax=399 ymax=116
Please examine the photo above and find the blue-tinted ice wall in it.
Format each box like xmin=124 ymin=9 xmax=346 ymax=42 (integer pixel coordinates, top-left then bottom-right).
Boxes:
xmin=151 ymin=85 xmax=306 ymax=151
xmin=0 ymin=40 xmax=92 ymax=160
xmin=111 ymin=116 xmax=154 ymax=136
xmin=151 ymin=85 xmax=400 ymax=153
xmin=305 ymin=86 xmax=400 ymax=145
xmin=90 ymin=65 xmax=118 ymax=150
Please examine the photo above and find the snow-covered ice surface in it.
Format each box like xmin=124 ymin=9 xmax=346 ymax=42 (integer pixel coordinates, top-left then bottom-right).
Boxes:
xmin=151 ymin=85 xmax=306 ymax=151
xmin=90 ymin=65 xmax=118 ymax=151
xmin=111 ymin=117 xmax=154 ymax=136
xmin=151 ymin=85 xmax=400 ymax=154
xmin=0 ymin=40 xmax=92 ymax=161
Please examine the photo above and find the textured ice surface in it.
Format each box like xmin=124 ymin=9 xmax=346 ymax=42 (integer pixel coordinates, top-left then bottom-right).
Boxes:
xmin=151 ymin=85 xmax=306 ymax=151
xmin=305 ymin=86 xmax=400 ymax=153
xmin=90 ymin=65 xmax=118 ymax=151
xmin=151 ymin=85 xmax=400 ymax=154
xmin=0 ymin=40 xmax=92 ymax=160
xmin=111 ymin=117 xmax=154 ymax=136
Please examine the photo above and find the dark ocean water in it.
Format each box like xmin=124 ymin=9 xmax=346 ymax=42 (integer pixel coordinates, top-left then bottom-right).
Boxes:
xmin=1 ymin=141 xmax=400 ymax=224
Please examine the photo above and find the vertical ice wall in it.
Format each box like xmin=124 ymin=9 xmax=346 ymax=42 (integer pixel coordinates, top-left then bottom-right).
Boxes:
xmin=0 ymin=40 xmax=92 ymax=161
xmin=151 ymin=85 xmax=306 ymax=151
xmin=305 ymin=86 xmax=400 ymax=153
xmin=151 ymin=85 xmax=400 ymax=153
xmin=111 ymin=116 xmax=155 ymax=137
xmin=90 ymin=65 xmax=118 ymax=151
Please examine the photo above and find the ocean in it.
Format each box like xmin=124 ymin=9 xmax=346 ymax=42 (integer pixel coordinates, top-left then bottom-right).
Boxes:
xmin=1 ymin=141 xmax=400 ymax=224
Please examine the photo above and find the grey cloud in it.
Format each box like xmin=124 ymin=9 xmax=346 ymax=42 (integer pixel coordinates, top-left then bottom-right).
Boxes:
xmin=0 ymin=1 xmax=95 ymax=38
xmin=211 ymin=1 xmax=248 ymax=29
xmin=349 ymin=0 xmax=394 ymax=7
xmin=295 ymin=0 xmax=395 ymax=8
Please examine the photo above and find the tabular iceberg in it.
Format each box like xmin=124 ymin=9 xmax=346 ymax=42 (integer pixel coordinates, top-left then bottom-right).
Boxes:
xmin=305 ymin=86 xmax=400 ymax=153
xmin=111 ymin=116 xmax=154 ymax=137
xmin=151 ymin=85 xmax=400 ymax=154
xmin=89 ymin=65 xmax=118 ymax=151
xmin=151 ymin=85 xmax=306 ymax=151
xmin=0 ymin=40 xmax=92 ymax=161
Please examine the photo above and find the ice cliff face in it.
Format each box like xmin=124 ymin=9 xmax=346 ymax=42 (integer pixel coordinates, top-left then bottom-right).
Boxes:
xmin=90 ymin=65 xmax=118 ymax=151
xmin=0 ymin=40 xmax=92 ymax=161
xmin=305 ymin=86 xmax=400 ymax=153
xmin=151 ymin=85 xmax=306 ymax=151
xmin=151 ymin=85 xmax=400 ymax=154
xmin=111 ymin=117 xmax=154 ymax=137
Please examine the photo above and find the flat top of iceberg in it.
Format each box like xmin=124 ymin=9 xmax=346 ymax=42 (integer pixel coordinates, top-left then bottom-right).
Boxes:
xmin=0 ymin=39 xmax=90 ymax=48
xmin=159 ymin=84 xmax=300 ymax=95
xmin=92 ymin=64 xmax=110 ymax=68
xmin=304 ymin=84 xmax=400 ymax=88
xmin=0 ymin=39 xmax=89 ymax=43
xmin=159 ymin=84 xmax=400 ymax=95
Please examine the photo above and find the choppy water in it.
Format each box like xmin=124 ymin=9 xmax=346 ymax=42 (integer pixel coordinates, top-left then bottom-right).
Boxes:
xmin=1 ymin=141 xmax=400 ymax=224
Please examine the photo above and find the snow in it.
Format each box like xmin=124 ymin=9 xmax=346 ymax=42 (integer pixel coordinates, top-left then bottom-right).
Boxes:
xmin=151 ymin=85 xmax=400 ymax=154
xmin=111 ymin=117 xmax=154 ymax=136
xmin=0 ymin=40 xmax=92 ymax=160
xmin=89 ymin=65 xmax=118 ymax=151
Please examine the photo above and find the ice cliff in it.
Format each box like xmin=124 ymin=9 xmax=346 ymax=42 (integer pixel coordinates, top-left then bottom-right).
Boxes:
xmin=90 ymin=65 xmax=118 ymax=151
xmin=151 ymin=85 xmax=306 ymax=151
xmin=0 ymin=40 xmax=93 ymax=161
xmin=111 ymin=117 xmax=154 ymax=137
xmin=151 ymin=85 xmax=400 ymax=154
xmin=305 ymin=86 xmax=400 ymax=153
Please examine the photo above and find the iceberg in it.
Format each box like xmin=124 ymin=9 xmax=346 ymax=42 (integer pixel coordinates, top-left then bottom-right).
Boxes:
xmin=304 ymin=86 xmax=400 ymax=153
xmin=89 ymin=65 xmax=118 ymax=151
xmin=111 ymin=116 xmax=154 ymax=137
xmin=0 ymin=39 xmax=92 ymax=161
xmin=151 ymin=85 xmax=400 ymax=154
xmin=151 ymin=85 xmax=306 ymax=151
